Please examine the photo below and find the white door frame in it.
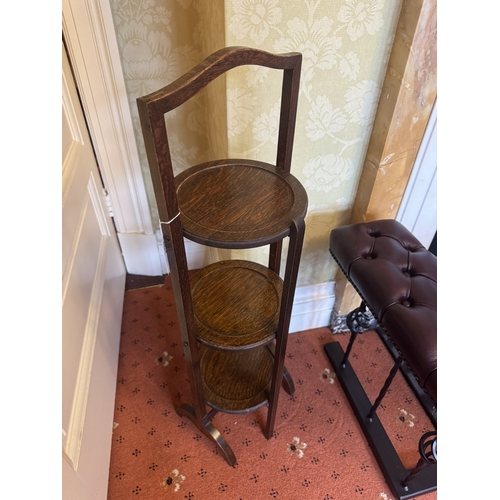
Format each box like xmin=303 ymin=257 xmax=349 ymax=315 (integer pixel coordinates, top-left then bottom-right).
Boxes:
xmin=62 ymin=0 xmax=167 ymax=276
xmin=396 ymin=100 xmax=437 ymax=248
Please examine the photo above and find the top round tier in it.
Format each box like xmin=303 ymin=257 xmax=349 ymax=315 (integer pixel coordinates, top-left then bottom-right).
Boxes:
xmin=175 ymin=159 xmax=308 ymax=249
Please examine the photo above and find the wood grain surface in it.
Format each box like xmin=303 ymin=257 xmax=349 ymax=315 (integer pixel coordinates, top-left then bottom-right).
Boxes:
xmin=191 ymin=260 xmax=283 ymax=349
xmin=176 ymin=160 xmax=307 ymax=248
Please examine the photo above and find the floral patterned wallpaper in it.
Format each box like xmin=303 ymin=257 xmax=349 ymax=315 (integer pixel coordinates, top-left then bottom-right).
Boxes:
xmin=109 ymin=0 xmax=401 ymax=287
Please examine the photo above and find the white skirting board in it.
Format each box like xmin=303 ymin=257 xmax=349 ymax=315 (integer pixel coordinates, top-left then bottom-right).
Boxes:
xmin=117 ymin=233 xmax=220 ymax=277
xmin=289 ymin=281 xmax=335 ymax=333
xmin=117 ymin=232 xmax=167 ymax=276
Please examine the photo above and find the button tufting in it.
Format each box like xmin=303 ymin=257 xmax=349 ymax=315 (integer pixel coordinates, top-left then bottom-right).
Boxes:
xmin=328 ymin=219 xmax=437 ymax=406
xmin=405 ymin=245 xmax=419 ymax=253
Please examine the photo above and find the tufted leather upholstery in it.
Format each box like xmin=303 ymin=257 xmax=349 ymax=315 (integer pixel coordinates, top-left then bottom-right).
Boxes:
xmin=329 ymin=219 xmax=437 ymax=404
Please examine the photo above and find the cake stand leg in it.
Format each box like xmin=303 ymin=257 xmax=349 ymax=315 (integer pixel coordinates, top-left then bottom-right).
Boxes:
xmin=176 ymin=403 xmax=237 ymax=467
xmin=265 ymin=217 xmax=305 ymax=439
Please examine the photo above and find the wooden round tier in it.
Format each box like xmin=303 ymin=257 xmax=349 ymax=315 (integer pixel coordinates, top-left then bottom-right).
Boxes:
xmin=175 ymin=159 xmax=308 ymax=248
xmin=200 ymin=345 xmax=274 ymax=413
xmin=191 ymin=260 xmax=283 ymax=350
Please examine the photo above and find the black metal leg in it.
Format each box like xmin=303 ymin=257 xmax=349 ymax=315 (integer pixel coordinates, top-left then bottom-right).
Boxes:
xmin=376 ymin=328 xmax=437 ymax=427
xmin=367 ymin=355 xmax=403 ymax=421
xmin=341 ymin=330 xmax=358 ymax=367
xmin=341 ymin=301 xmax=369 ymax=366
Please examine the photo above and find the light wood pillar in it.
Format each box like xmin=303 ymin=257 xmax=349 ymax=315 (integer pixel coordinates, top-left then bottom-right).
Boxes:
xmin=335 ymin=0 xmax=437 ymax=315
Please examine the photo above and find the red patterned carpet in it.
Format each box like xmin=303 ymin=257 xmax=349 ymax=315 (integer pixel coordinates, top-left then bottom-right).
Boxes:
xmin=107 ymin=278 xmax=437 ymax=500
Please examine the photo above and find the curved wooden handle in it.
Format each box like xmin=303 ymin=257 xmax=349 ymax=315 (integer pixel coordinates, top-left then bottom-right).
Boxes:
xmin=138 ymin=46 xmax=302 ymax=113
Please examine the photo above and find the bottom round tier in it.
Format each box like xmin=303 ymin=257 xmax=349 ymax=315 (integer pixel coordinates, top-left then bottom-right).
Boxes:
xmin=200 ymin=345 xmax=274 ymax=413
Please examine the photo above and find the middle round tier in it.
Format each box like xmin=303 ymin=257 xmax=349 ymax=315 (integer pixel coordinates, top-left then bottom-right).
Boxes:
xmin=191 ymin=260 xmax=283 ymax=350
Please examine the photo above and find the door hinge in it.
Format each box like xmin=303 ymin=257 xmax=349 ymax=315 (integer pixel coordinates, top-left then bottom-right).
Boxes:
xmin=103 ymin=189 xmax=114 ymax=218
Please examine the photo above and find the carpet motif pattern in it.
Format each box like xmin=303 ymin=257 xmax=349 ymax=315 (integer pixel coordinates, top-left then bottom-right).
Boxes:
xmin=107 ymin=280 xmax=436 ymax=500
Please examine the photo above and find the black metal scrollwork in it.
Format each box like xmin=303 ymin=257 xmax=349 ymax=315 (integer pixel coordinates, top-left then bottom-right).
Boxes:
xmin=403 ymin=431 xmax=437 ymax=489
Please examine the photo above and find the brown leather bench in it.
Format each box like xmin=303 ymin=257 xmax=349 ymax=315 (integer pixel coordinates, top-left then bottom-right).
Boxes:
xmin=324 ymin=219 xmax=437 ymax=500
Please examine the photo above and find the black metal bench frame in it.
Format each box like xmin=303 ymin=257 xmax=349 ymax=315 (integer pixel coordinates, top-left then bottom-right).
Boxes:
xmin=324 ymin=302 xmax=437 ymax=500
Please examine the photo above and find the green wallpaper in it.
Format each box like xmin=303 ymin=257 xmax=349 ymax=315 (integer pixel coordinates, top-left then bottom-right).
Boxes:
xmin=109 ymin=0 xmax=401 ymax=286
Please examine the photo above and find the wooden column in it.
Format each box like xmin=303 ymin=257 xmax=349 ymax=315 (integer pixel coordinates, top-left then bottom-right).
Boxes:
xmin=335 ymin=0 xmax=437 ymax=315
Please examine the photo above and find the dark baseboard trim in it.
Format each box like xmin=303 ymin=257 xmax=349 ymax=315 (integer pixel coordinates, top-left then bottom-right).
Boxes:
xmin=125 ymin=274 xmax=166 ymax=290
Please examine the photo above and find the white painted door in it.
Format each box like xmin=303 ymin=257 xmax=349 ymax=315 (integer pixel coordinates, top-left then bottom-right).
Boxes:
xmin=62 ymin=42 xmax=126 ymax=499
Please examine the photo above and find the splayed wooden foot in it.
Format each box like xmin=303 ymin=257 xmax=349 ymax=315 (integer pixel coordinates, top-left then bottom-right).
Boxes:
xmin=281 ymin=365 xmax=295 ymax=395
xmin=175 ymin=403 xmax=237 ymax=467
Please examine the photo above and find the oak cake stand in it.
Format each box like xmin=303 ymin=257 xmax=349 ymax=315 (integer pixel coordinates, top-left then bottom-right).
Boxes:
xmin=137 ymin=47 xmax=307 ymax=466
